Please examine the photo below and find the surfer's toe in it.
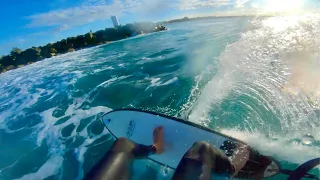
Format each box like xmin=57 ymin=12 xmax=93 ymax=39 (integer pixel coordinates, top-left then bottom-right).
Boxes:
xmin=153 ymin=126 xmax=164 ymax=154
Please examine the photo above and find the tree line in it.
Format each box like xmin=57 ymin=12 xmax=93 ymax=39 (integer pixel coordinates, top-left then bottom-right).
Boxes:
xmin=0 ymin=22 xmax=166 ymax=73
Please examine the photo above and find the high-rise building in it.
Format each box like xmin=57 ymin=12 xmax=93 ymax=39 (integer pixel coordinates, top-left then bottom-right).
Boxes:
xmin=111 ymin=16 xmax=120 ymax=27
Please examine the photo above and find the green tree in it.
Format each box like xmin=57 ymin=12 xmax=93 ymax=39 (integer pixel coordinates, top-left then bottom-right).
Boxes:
xmin=10 ymin=47 xmax=22 ymax=56
xmin=0 ymin=55 xmax=14 ymax=66
xmin=22 ymin=48 xmax=41 ymax=62
xmin=50 ymin=48 xmax=57 ymax=53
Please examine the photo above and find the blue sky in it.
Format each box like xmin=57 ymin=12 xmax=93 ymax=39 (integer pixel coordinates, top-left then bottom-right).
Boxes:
xmin=0 ymin=0 xmax=319 ymax=55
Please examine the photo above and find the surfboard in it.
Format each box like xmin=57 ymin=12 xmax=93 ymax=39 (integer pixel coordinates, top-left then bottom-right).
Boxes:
xmin=102 ymin=109 xmax=280 ymax=179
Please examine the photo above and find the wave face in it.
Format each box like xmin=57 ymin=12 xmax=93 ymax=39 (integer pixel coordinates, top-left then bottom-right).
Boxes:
xmin=0 ymin=15 xmax=319 ymax=179
xmin=188 ymin=15 xmax=320 ymax=170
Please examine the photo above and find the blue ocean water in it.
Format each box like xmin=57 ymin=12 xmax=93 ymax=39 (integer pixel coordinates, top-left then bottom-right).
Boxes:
xmin=0 ymin=15 xmax=319 ymax=179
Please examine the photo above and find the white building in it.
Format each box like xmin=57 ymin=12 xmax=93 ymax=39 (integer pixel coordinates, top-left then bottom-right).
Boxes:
xmin=111 ymin=16 xmax=120 ymax=27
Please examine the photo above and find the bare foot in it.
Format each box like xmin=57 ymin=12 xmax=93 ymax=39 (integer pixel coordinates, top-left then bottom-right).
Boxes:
xmin=153 ymin=126 xmax=164 ymax=154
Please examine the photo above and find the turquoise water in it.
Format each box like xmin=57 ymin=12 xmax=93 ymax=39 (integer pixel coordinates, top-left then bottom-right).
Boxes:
xmin=0 ymin=16 xmax=319 ymax=179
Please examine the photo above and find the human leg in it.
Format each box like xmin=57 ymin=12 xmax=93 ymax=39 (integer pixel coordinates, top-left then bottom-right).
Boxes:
xmin=84 ymin=126 xmax=164 ymax=180
xmin=172 ymin=141 xmax=235 ymax=180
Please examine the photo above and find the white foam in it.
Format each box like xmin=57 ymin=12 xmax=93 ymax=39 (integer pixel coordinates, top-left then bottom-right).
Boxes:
xmin=34 ymin=104 xmax=112 ymax=179
xmin=137 ymin=55 xmax=165 ymax=65
xmin=36 ymin=108 xmax=64 ymax=158
xmin=178 ymin=75 xmax=204 ymax=118
xmin=221 ymin=129 xmax=320 ymax=167
xmin=17 ymin=155 xmax=63 ymax=180
xmin=162 ymin=77 xmax=179 ymax=86
xmin=118 ymin=63 xmax=125 ymax=67
xmin=75 ymin=128 xmax=111 ymax=179
xmin=0 ymin=45 xmax=117 ymax=179
xmin=151 ymin=78 xmax=161 ymax=85
xmin=188 ymin=71 xmax=236 ymax=125
xmin=148 ymin=77 xmax=178 ymax=88
xmin=74 ymin=147 xmax=87 ymax=180
xmin=97 ymin=75 xmax=131 ymax=88
xmin=85 ymin=75 xmax=132 ymax=102
xmin=93 ymin=66 xmax=114 ymax=73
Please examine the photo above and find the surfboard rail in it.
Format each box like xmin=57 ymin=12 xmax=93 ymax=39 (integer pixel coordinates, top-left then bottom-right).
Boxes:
xmin=102 ymin=108 xmax=247 ymax=143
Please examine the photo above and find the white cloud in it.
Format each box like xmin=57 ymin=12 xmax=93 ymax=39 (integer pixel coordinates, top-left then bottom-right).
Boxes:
xmin=176 ymin=0 xmax=230 ymax=10
xmin=83 ymin=0 xmax=107 ymax=6
xmin=26 ymin=0 xmax=124 ymax=28
xmin=25 ymin=0 xmax=232 ymax=29
xmin=18 ymin=39 xmax=26 ymax=42
xmin=235 ymin=0 xmax=250 ymax=8
xmin=250 ymin=2 xmax=261 ymax=9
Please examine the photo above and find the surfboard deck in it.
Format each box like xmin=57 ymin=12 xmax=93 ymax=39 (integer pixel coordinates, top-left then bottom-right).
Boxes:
xmin=102 ymin=109 xmax=280 ymax=179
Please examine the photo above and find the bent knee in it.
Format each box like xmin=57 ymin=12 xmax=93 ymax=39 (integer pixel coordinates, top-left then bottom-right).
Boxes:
xmin=112 ymin=138 xmax=135 ymax=151
xmin=117 ymin=137 xmax=132 ymax=143
xmin=192 ymin=141 xmax=211 ymax=149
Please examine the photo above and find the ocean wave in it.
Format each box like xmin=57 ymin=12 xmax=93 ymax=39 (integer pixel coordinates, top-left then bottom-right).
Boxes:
xmin=221 ymin=128 xmax=320 ymax=169
xmin=188 ymin=14 xmax=320 ymax=165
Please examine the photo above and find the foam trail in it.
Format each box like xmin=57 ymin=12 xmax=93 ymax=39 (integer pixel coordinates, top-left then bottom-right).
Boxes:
xmin=178 ymin=75 xmax=204 ymax=119
xmin=188 ymin=71 xmax=236 ymax=125
xmin=17 ymin=155 xmax=64 ymax=180
xmin=75 ymin=128 xmax=110 ymax=180
xmin=148 ymin=77 xmax=179 ymax=89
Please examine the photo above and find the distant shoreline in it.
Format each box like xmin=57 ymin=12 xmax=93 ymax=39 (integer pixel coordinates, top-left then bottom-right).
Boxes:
xmin=160 ymin=15 xmax=270 ymax=24
xmin=0 ymin=15 xmax=275 ymax=74
xmin=0 ymin=22 xmax=166 ymax=74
